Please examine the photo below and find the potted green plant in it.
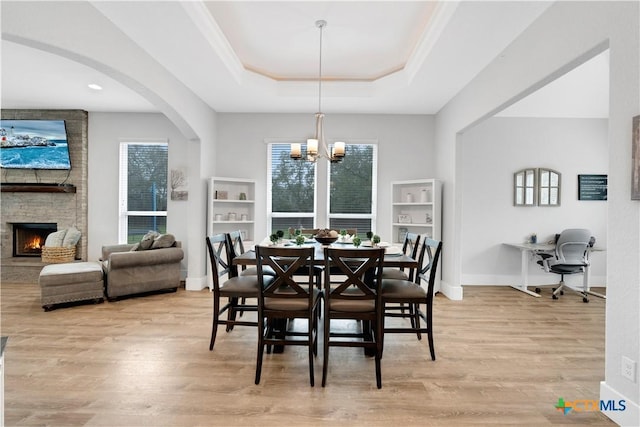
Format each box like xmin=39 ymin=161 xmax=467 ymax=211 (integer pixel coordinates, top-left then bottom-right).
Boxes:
xmin=295 ymin=234 xmax=306 ymax=246
xmin=352 ymin=236 xmax=362 ymax=247
xmin=270 ymin=233 xmax=279 ymax=245
xmin=372 ymin=234 xmax=381 ymax=247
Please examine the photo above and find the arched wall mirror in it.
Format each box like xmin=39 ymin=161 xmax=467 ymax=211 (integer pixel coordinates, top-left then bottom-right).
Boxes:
xmin=538 ymin=168 xmax=561 ymax=206
xmin=514 ymin=168 xmax=536 ymax=206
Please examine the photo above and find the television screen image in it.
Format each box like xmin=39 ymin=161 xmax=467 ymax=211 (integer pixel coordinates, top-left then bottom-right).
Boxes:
xmin=0 ymin=120 xmax=71 ymax=169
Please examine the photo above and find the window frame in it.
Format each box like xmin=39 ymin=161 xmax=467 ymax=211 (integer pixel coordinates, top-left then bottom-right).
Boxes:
xmin=326 ymin=140 xmax=378 ymax=236
xmin=118 ymin=140 xmax=169 ymax=243
xmin=266 ymin=139 xmax=318 ymax=234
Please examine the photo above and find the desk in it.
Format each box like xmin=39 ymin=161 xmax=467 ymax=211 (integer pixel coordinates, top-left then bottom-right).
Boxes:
xmin=504 ymin=243 xmax=554 ymax=297
xmin=504 ymin=242 xmax=605 ymax=299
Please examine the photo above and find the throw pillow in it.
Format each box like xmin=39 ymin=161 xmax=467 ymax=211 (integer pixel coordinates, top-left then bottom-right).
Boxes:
xmin=151 ymin=233 xmax=176 ymax=249
xmin=62 ymin=226 xmax=82 ymax=247
xmin=138 ymin=231 xmax=160 ymax=250
xmin=44 ymin=229 xmax=67 ymax=247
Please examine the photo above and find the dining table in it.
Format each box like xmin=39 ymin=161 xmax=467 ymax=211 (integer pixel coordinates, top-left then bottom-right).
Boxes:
xmin=233 ymin=240 xmax=418 ymax=270
xmin=234 ymin=239 xmax=418 ymax=355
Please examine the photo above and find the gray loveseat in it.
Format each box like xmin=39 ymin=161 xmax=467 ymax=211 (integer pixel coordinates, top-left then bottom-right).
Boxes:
xmin=101 ymin=241 xmax=184 ymax=300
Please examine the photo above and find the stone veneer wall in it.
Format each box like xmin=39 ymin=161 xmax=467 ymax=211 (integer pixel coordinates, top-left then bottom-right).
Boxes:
xmin=1 ymin=109 xmax=89 ymax=262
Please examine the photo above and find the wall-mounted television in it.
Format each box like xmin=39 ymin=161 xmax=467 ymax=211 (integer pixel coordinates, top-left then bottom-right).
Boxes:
xmin=0 ymin=119 xmax=71 ymax=170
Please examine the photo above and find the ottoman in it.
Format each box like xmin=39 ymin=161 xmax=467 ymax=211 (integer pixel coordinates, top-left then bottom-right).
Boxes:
xmin=39 ymin=262 xmax=105 ymax=311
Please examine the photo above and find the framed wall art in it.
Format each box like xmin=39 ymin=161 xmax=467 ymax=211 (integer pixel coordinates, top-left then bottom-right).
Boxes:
xmin=578 ymin=174 xmax=608 ymax=201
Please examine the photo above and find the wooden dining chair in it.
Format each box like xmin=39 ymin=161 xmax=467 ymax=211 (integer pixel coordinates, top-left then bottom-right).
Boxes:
xmin=206 ymin=233 xmax=273 ymax=351
xmin=322 ymin=247 xmax=385 ymax=388
xmin=380 ymin=237 xmax=442 ymax=360
xmin=254 ymin=245 xmax=321 ymax=386
xmin=381 ymin=232 xmax=421 ymax=281
xmin=227 ymin=230 xmax=275 ymax=277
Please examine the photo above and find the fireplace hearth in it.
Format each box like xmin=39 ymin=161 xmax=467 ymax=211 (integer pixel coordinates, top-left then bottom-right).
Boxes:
xmin=12 ymin=223 xmax=57 ymax=257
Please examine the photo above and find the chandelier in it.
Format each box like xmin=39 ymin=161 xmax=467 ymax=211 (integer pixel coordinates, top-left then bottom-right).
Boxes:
xmin=290 ymin=20 xmax=345 ymax=163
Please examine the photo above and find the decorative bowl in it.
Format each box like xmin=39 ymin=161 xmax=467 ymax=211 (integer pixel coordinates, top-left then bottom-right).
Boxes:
xmin=314 ymin=236 xmax=338 ymax=245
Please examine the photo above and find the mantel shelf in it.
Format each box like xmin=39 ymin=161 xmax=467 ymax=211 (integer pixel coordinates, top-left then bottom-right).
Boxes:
xmin=1 ymin=183 xmax=76 ymax=193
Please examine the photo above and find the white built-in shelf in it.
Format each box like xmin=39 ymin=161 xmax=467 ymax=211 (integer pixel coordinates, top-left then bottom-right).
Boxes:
xmin=207 ymin=177 xmax=256 ymax=242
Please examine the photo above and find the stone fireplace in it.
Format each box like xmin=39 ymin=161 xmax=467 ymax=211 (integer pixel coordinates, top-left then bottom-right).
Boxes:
xmin=1 ymin=109 xmax=88 ymax=283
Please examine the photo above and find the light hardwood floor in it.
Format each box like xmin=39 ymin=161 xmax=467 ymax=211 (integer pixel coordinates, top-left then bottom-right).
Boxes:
xmin=1 ymin=282 xmax=613 ymax=426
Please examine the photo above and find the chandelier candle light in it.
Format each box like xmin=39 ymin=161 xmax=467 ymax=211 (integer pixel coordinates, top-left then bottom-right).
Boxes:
xmin=290 ymin=20 xmax=345 ymax=163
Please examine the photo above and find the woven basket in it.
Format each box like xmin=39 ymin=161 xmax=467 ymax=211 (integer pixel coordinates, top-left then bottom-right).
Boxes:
xmin=41 ymin=246 xmax=76 ymax=263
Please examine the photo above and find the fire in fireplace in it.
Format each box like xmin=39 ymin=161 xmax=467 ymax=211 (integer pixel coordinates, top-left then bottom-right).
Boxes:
xmin=13 ymin=223 xmax=57 ymax=257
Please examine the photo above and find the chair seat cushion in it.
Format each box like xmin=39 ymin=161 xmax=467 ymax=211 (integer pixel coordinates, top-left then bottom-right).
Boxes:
xmin=219 ymin=275 xmax=272 ymax=297
xmin=327 ymin=288 xmax=376 ymax=312
xmin=328 ymin=299 xmax=375 ymax=313
xmin=264 ymin=287 xmax=321 ymax=311
xmin=240 ymin=266 xmax=276 ymax=276
xmin=550 ymin=265 xmax=585 ymax=274
xmin=381 ymin=269 xmax=409 ymax=280
xmin=381 ymin=279 xmax=426 ymax=301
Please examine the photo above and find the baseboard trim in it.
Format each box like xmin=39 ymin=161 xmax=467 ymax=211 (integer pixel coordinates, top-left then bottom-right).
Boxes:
xmin=185 ymin=275 xmax=208 ymax=291
xmin=440 ymin=280 xmax=463 ymax=300
xmin=600 ymin=381 xmax=640 ymax=426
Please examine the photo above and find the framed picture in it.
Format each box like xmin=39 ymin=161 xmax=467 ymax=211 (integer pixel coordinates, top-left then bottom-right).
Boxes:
xmin=398 ymin=214 xmax=412 ymax=224
xmin=633 ymin=115 xmax=640 ymax=200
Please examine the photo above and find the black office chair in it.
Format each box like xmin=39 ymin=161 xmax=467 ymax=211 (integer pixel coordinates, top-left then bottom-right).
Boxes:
xmin=536 ymin=228 xmax=593 ymax=303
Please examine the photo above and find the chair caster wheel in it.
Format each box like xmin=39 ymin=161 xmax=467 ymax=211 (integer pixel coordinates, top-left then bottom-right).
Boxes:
xmin=560 ymin=290 xmax=564 ymax=295
xmin=535 ymin=288 xmax=541 ymax=293
xmin=552 ymin=294 xmax=559 ymax=300
xmin=583 ymin=297 xmax=589 ymax=303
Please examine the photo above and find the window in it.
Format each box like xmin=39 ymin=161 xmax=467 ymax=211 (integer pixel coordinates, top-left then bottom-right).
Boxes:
xmin=119 ymin=142 xmax=168 ymax=243
xmin=328 ymin=143 xmax=377 ymax=236
xmin=268 ymin=142 xmax=316 ymax=234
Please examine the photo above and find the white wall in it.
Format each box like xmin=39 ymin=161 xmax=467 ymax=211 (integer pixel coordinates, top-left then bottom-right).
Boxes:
xmin=216 ymin=113 xmax=435 ymax=240
xmin=461 ymin=117 xmax=608 ymax=287
xmin=88 ymin=112 xmax=191 ymax=277
xmin=434 ymin=2 xmax=639 ymax=424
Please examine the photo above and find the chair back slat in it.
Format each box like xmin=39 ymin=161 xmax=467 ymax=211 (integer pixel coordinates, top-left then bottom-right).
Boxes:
xmin=324 ymin=247 xmax=384 ymax=301
xmin=256 ymin=246 xmax=315 ymax=300
xmin=400 ymin=232 xmax=421 ymax=279
xmin=205 ymin=233 xmax=233 ymax=292
xmin=416 ymin=237 xmax=443 ymax=300
xmin=226 ymin=230 xmax=247 ymax=276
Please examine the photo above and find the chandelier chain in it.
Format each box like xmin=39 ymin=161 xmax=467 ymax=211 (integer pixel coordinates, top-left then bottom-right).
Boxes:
xmin=317 ymin=20 xmax=324 ymax=114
